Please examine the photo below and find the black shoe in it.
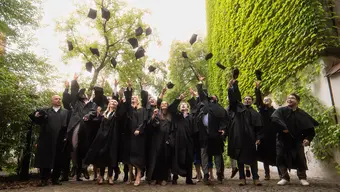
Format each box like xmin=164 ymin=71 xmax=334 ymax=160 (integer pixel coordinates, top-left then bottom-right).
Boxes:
xmin=172 ymin=179 xmax=177 ymax=185
xmin=37 ymin=180 xmax=48 ymax=187
xmin=83 ymin=169 xmax=90 ymax=180
xmin=203 ymin=174 xmax=211 ymax=185
xmin=246 ymin=170 xmax=251 ymax=178
xmin=186 ymin=179 xmax=196 ymax=185
xmin=52 ymin=181 xmax=62 ymax=185
xmin=231 ymin=168 xmax=238 ymax=179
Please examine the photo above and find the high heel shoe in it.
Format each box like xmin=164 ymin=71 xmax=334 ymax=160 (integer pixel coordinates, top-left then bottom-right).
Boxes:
xmin=97 ymin=177 xmax=103 ymax=185
xmin=134 ymin=179 xmax=141 ymax=186
xmin=108 ymin=177 xmax=114 ymax=185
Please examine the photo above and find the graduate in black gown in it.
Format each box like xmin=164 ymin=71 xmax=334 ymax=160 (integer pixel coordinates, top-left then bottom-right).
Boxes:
xmin=227 ymin=79 xmax=263 ymax=186
xmin=168 ymin=93 xmax=197 ymax=185
xmin=84 ymin=92 xmax=124 ymax=185
xmin=122 ymin=79 xmax=148 ymax=186
xmin=146 ymin=99 xmax=172 ymax=185
xmin=254 ymin=81 xmax=280 ymax=180
xmin=195 ymin=77 xmax=228 ymax=185
xmin=63 ymin=74 xmax=97 ymax=181
xmin=271 ymin=93 xmax=318 ymax=186
xmin=29 ymin=95 xmax=69 ymax=186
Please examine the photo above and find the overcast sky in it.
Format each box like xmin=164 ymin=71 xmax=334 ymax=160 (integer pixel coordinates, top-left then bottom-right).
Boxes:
xmin=32 ymin=0 xmax=207 ymax=86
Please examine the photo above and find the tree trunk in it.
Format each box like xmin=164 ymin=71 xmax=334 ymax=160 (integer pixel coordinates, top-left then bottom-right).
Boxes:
xmin=87 ymin=69 xmax=100 ymax=97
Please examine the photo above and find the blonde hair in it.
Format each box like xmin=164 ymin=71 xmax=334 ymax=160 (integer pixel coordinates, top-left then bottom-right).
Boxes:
xmin=132 ymin=95 xmax=142 ymax=109
xmin=104 ymin=99 xmax=117 ymax=118
xmin=178 ymin=101 xmax=190 ymax=113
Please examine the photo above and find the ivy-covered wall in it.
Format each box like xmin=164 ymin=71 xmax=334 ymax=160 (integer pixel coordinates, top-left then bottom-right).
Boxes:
xmin=206 ymin=0 xmax=340 ymax=163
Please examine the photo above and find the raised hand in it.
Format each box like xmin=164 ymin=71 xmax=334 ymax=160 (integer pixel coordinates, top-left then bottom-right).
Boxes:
xmin=199 ymin=76 xmax=205 ymax=81
xmin=189 ymin=88 xmax=197 ymax=97
xmin=179 ymin=92 xmax=186 ymax=100
xmin=256 ymin=81 xmax=261 ymax=89
xmin=229 ymin=79 xmax=236 ymax=88
xmin=114 ymin=79 xmax=119 ymax=87
xmin=126 ymin=78 xmax=132 ymax=88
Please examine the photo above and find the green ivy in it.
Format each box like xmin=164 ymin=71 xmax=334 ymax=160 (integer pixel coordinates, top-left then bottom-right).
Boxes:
xmin=206 ymin=0 xmax=340 ymax=166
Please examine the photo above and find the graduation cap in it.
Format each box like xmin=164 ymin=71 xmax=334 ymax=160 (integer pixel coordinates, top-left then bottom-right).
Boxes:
xmin=205 ymin=53 xmax=213 ymax=61
xmin=148 ymin=65 xmax=156 ymax=72
xmin=182 ymin=51 xmax=188 ymax=59
xmin=255 ymin=69 xmax=262 ymax=81
xmin=110 ymin=58 xmax=117 ymax=68
xmin=88 ymin=8 xmax=97 ymax=19
xmin=145 ymin=27 xmax=152 ymax=36
xmin=101 ymin=8 xmax=110 ymax=20
xmin=135 ymin=46 xmax=145 ymax=59
xmin=216 ymin=62 xmax=226 ymax=70
xmin=189 ymin=34 xmax=198 ymax=45
xmin=128 ymin=38 xmax=138 ymax=49
xmin=232 ymin=68 xmax=240 ymax=79
xmin=90 ymin=47 xmax=100 ymax=57
xmin=86 ymin=62 xmax=93 ymax=72
xmin=167 ymin=82 xmax=174 ymax=89
xmin=67 ymin=40 xmax=73 ymax=51
xmin=135 ymin=26 xmax=143 ymax=36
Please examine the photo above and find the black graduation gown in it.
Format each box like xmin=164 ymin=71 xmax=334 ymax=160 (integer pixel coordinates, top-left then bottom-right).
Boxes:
xmin=168 ymin=99 xmax=198 ymax=177
xmin=122 ymin=88 xmax=148 ymax=168
xmin=255 ymin=87 xmax=277 ymax=165
xmin=227 ymin=84 xmax=263 ymax=165
xmin=84 ymin=110 xmax=121 ymax=168
xmin=146 ymin=115 xmax=172 ymax=181
xmin=271 ymin=106 xmax=318 ymax=170
xmin=196 ymin=83 xmax=228 ymax=155
xmin=29 ymin=107 xmax=69 ymax=169
xmin=63 ymin=80 xmax=97 ymax=159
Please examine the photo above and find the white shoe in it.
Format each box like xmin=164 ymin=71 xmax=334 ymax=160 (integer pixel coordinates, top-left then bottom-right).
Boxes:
xmin=277 ymin=179 xmax=289 ymax=186
xmin=300 ymin=179 xmax=310 ymax=186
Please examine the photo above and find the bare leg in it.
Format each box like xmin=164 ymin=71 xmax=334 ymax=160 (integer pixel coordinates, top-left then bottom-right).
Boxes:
xmin=195 ymin=164 xmax=202 ymax=181
xmin=134 ymin=167 xmax=141 ymax=186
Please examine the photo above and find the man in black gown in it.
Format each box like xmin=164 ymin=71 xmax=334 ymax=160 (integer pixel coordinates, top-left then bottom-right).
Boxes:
xmin=195 ymin=77 xmax=228 ymax=185
xmin=271 ymin=93 xmax=318 ymax=186
xmin=227 ymin=79 xmax=263 ymax=186
xmin=29 ymin=95 xmax=69 ymax=186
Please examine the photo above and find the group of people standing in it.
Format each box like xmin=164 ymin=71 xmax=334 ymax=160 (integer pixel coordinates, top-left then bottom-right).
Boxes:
xmin=29 ymin=73 xmax=319 ymax=187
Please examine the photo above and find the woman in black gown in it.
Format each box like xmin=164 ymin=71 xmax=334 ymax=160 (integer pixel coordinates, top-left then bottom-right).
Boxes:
xmin=147 ymin=101 xmax=172 ymax=185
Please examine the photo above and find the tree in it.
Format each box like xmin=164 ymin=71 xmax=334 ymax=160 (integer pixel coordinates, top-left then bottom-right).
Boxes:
xmin=0 ymin=0 xmax=57 ymax=172
xmin=56 ymin=0 xmax=164 ymax=96
xmin=165 ymin=38 xmax=209 ymax=102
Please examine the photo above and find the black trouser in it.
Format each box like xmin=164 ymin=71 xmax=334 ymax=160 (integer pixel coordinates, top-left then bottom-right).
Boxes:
xmin=173 ymin=155 xmax=193 ymax=182
xmin=279 ymin=166 xmax=306 ymax=181
xmin=100 ymin=167 xmax=114 ymax=177
xmin=264 ymin=163 xmax=281 ymax=177
xmin=40 ymin=167 xmax=60 ymax=183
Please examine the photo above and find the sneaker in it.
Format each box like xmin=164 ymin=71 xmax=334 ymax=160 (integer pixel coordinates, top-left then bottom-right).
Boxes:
xmin=253 ymin=180 xmax=262 ymax=186
xmin=300 ymin=179 xmax=310 ymax=186
xmin=238 ymin=179 xmax=246 ymax=186
xmin=277 ymin=179 xmax=289 ymax=186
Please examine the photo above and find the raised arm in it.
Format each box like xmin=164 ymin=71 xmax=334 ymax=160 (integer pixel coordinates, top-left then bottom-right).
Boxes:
xmin=111 ymin=79 xmax=119 ymax=101
xmin=62 ymin=81 xmax=72 ymax=110
xmin=255 ymin=81 xmax=264 ymax=110
xmin=157 ymin=87 xmax=167 ymax=108
xmin=168 ymin=93 xmax=186 ymax=114
xmin=228 ymin=79 xmax=242 ymax=112
xmin=70 ymin=74 xmax=80 ymax=107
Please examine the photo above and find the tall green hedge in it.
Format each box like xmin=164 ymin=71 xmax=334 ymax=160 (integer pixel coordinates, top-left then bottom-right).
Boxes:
xmin=206 ymin=0 xmax=340 ymax=162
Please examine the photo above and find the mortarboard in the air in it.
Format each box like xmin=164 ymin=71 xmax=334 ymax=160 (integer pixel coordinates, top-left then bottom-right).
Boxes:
xmin=88 ymin=8 xmax=97 ymax=19
xmin=67 ymin=40 xmax=73 ymax=51
xmin=145 ymin=27 xmax=152 ymax=36
xmin=182 ymin=51 xmax=188 ymax=59
xmin=216 ymin=62 xmax=226 ymax=70
xmin=101 ymin=8 xmax=110 ymax=20
xmin=111 ymin=58 xmax=117 ymax=68
xmin=255 ymin=69 xmax=262 ymax=81
xmin=135 ymin=46 xmax=145 ymax=59
xmin=232 ymin=68 xmax=240 ymax=79
xmin=135 ymin=26 xmax=143 ymax=36
xmin=90 ymin=47 xmax=100 ymax=57
xmin=167 ymin=82 xmax=175 ymax=89
xmin=128 ymin=38 xmax=138 ymax=49
xmin=86 ymin=62 xmax=93 ymax=72
xmin=190 ymin=34 xmax=198 ymax=45
xmin=148 ymin=65 xmax=156 ymax=72
xmin=205 ymin=53 xmax=213 ymax=61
